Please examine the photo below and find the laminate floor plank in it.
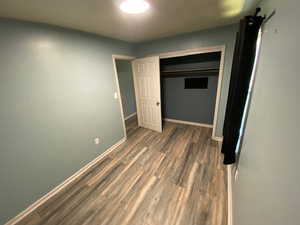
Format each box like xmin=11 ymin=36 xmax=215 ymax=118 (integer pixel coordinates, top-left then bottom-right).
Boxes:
xmin=15 ymin=119 xmax=228 ymax=225
xmin=36 ymin=157 xmax=113 ymax=217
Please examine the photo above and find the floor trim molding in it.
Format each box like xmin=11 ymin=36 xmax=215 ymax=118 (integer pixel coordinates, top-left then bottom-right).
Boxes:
xmin=124 ymin=112 xmax=137 ymax=121
xmin=227 ymin=165 xmax=233 ymax=225
xmin=4 ymin=137 xmax=126 ymax=225
xmin=212 ymin=136 xmax=224 ymax=142
xmin=164 ymin=118 xmax=224 ymax=141
xmin=163 ymin=118 xmax=213 ymax=128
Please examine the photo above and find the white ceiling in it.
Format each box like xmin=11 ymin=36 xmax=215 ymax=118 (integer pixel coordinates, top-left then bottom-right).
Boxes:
xmin=0 ymin=0 xmax=260 ymax=42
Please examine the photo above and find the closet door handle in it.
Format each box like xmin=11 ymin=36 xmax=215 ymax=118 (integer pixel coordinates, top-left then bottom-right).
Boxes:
xmin=156 ymin=102 xmax=160 ymax=106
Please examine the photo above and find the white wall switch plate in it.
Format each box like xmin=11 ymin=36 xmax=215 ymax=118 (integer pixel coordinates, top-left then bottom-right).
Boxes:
xmin=94 ymin=138 xmax=100 ymax=145
xmin=114 ymin=92 xmax=118 ymax=99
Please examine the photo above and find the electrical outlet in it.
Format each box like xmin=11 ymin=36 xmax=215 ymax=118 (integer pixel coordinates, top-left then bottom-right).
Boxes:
xmin=94 ymin=138 xmax=100 ymax=145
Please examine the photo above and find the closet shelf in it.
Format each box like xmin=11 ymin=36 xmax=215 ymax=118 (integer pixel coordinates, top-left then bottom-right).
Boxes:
xmin=161 ymin=69 xmax=219 ymax=76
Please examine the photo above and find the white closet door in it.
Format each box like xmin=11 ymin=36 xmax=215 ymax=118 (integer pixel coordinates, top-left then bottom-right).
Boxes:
xmin=132 ymin=56 xmax=162 ymax=132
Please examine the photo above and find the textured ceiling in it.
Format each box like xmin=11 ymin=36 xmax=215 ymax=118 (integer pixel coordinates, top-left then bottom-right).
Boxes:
xmin=0 ymin=0 xmax=260 ymax=42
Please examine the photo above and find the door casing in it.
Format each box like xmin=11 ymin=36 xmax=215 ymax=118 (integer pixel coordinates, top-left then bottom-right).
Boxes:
xmin=157 ymin=45 xmax=226 ymax=141
xmin=112 ymin=55 xmax=136 ymax=140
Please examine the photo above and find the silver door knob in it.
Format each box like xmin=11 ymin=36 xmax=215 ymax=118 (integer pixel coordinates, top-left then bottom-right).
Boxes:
xmin=156 ymin=102 xmax=160 ymax=106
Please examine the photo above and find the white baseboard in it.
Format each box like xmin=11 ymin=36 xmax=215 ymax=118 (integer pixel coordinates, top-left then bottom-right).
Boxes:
xmin=163 ymin=118 xmax=213 ymax=128
xmin=227 ymin=165 xmax=233 ymax=225
xmin=164 ymin=118 xmax=224 ymax=142
xmin=212 ymin=136 xmax=224 ymax=142
xmin=4 ymin=137 xmax=126 ymax=225
xmin=124 ymin=112 xmax=137 ymax=121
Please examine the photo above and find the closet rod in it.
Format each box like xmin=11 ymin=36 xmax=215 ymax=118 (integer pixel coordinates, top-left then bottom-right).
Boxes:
xmin=161 ymin=69 xmax=219 ymax=76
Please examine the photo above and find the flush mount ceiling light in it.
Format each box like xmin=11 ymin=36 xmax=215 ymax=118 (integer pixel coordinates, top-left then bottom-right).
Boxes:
xmin=120 ymin=0 xmax=150 ymax=14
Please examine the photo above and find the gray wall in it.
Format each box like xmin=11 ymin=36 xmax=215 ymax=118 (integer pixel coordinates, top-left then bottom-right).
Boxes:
xmin=115 ymin=60 xmax=136 ymax=118
xmin=0 ymin=19 xmax=238 ymax=224
xmin=0 ymin=19 xmax=134 ymax=224
xmin=162 ymin=74 xmax=218 ymax=124
xmin=134 ymin=24 xmax=238 ymax=137
xmin=233 ymin=0 xmax=300 ymax=225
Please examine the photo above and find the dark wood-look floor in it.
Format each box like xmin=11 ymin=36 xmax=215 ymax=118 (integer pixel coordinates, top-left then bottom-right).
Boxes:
xmin=17 ymin=118 xmax=227 ymax=225
xmin=125 ymin=116 xmax=139 ymax=136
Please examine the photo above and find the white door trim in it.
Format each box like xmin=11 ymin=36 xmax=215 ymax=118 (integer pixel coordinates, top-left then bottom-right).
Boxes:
xmin=112 ymin=55 xmax=136 ymax=139
xmin=227 ymin=165 xmax=233 ymax=225
xmin=157 ymin=45 xmax=226 ymax=140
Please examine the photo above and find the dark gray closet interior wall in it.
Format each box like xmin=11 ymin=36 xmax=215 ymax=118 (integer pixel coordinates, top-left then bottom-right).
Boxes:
xmin=115 ymin=60 xmax=136 ymax=118
xmin=0 ymin=19 xmax=134 ymax=224
xmin=162 ymin=74 xmax=218 ymax=124
xmin=134 ymin=24 xmax=238 ymax=137
xmin=161 ymin=52 xmax=220 ymax=124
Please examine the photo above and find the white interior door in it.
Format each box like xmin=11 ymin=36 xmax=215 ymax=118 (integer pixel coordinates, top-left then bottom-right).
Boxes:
xmin=132 ymin=56 xmax=162 ymax=132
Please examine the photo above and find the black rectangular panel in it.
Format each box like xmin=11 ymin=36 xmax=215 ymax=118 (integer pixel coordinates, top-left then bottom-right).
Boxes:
xmin=184 ymin=77 xmax=208 ymax=89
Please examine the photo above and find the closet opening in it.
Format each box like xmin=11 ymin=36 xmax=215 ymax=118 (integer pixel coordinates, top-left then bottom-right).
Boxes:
xmin=160 ymin=51 xmax=222 ymax=139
